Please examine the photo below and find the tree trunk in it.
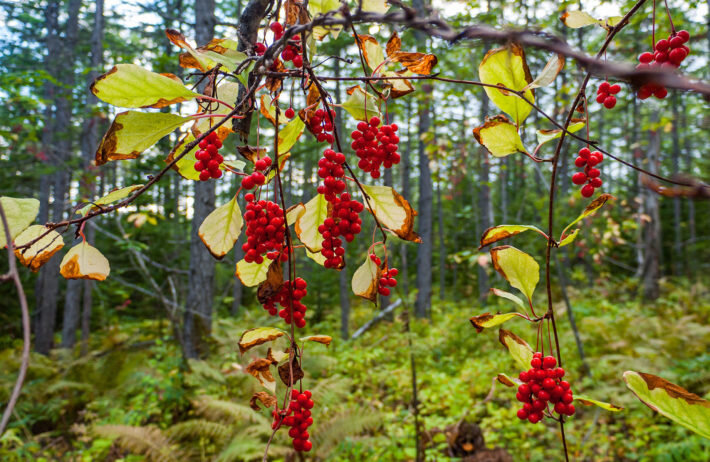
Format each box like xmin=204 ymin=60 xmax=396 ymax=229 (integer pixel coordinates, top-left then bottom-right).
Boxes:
xmin=670 ymin=92 xmax=682 ymax=276
xmin=184 ymin=0 xmax=218 ymax=359
xmin=639 ymin=114 xmax=661 ymax=300
xmin=400 ymin=98 xmax=412 ymax=299
xmin=476 ymin=92 xmax=491 ymax=301
xmin=36 ymin=0 xmax=81 ymax=355
xmin=414 ymin=89 xmax=433 ymax=318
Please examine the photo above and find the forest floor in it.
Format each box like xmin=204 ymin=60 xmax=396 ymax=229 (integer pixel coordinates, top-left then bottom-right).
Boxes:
xmin=1 ymin=277 xmax=709 ymax=461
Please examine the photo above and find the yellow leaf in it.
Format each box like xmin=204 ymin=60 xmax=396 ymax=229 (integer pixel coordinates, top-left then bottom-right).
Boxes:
xmin=479 ymin=224 xmax=547 ymax=249
xmin=0 ymin=196 xmax=39 ymax=248
xmin=470 ymin=312 xmax=519 ymax=333
xmin=235 ymin=258 xmax=270 ymax=287
xmin=294 ymin=194 xmax=329 ymax=252
xmin=60 ymin=242 xmax=110 ymax=281
xmin=472 ymin=115 xmax=527 ymax=157
xmin=198 ymin=196 xmax=243 ymax=259
xmin=499 ymin=329 xmax=534 ymax=370
xmin=238 ymin=327 xmax=285 ymax=354
xmin=490 ymin=246 xmax=539 ymax=302
xmin=351 ymin=255 xmax=381 ymax=303
xmin=13 ymin=225 xmax=64 ymax=272
xmin=78 ymin=185 xmax=144 ymax=216
xmin=360 ymin=184 xmax=420 ymax=242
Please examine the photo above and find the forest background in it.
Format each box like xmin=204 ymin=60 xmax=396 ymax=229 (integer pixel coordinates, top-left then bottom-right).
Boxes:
xmin=0 ymin=0 xmax=709 ymax=460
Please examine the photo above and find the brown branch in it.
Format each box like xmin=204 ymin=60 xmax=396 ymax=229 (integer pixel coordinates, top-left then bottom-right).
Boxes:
xmin=0 ymin=201 xmax=31 ymax=435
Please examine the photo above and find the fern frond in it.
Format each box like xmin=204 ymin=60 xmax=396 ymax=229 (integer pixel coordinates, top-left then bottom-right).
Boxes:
xmin=215 ymin=430 xmax=290 ymax=462
xmin=193 ymin=396 xmax=268 ymax=426
xmin=311 ymin=408 xmax=383 ymax=457
xmin=166 ymin=419 xmax=231 ymax=442
xmin=45 ymin=380 xmax=93 ymax=394
xmin=93 ymin=424 xmax=186 ymax=462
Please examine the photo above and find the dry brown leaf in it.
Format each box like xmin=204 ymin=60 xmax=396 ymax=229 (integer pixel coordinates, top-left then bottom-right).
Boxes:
xmin=250 ymin=391 xmax=278 ymax=411
xmin=385 ymin=31 xmax=401 ymax=56
xmin=388 ymin=51 xmax=438 ymax=75
xmin=257 ymin=260 xmax=284 ymax=305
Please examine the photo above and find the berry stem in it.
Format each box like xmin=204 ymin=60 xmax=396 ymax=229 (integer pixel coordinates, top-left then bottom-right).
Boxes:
xmin=196 ymin=95 xmax=235 ymax=110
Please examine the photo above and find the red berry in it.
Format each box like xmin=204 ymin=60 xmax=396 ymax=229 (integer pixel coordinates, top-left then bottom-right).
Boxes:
xmin=542 ymin=356 xmax=557 ymax=369
xmin=270 ymin=22 xmax=283 ymax=34
xmin=608 ymin=84 xmax=621 ymax=95
xmin=530 ymin=357 xmax=542 ymax=369
xmin=655 ymin=39 xmax=669 ymax=51
xmin=638 ymin=52 xmax=654 ymax=63
xmin=654 ymin=86 xmax=668 ymax=99
xmin=578 ymin=147 xmax=591 ymax=159
xmin=292 ymin=54 xmax=303 ymax=67
xmin=572 ymin=172 xmax=587 ymax=185
xmin=517 ymin=409 xmax=528 ymax=420
xmin=255 ymin=42 xmax=266 ymax=55
xmin=669 ymin=36 xmax=684 ymax=48
xmin=598 ymin=81 xmax=610 ymax=93
xmin=603 ymin=96 xmax=616 ymax=109
xmin=581 ymin=184 xmax=595 ymax=198
xmin=285 ymin=107 xmax=295 ymax=119
xmin=590 ymin=178 xmax=602 ymax=188
xmin=199 ymin=170 xmax=210 ymax=181
xmin=677 ymin=30 xmax=690 ymax=43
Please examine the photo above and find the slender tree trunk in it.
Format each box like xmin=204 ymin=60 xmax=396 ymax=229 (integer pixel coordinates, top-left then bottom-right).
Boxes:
xmin=477 ymin=92 xmax=491 ymax=301
xmin=639 ymin=114 xmax=661 ymax=300
xmin=670 ymin=92 xmax=682 ymax=276
xmin=436 ymin=171 xmax=445 ymax=300
xmin=681 ymin=103 xmax=695 ymax=276
xmin=400 ymin=98 xmax=412 ymax=298
xmin=184 ymin=0 xmax=218 ymax=359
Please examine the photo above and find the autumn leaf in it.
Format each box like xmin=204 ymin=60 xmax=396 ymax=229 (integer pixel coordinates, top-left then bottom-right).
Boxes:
xmin=472 ymin=115 xmax=528 ymax=158
xmin=60 ymin=242 xmax=110 ymax=281
xmin=13 ymin=225 xmax=64 ymax=272
xmin=0 ymin=197 xmax=39 ymax=248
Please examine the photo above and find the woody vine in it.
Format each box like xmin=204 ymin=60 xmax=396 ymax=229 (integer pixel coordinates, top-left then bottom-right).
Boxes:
xmin=1 ymin=0 xmax=710 ymax=460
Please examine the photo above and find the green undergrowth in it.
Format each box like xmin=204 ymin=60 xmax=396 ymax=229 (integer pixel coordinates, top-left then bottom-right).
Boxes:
xmin=0 ymin=278 xmax=709 ymax=461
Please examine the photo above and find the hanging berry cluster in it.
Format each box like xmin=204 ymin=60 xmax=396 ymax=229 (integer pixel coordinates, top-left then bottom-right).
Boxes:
xmin=242 ymin=194 xmax=286 ymax=264
xmin=270 ymin=21 xmax=304 ymax=68
xmin=378 ymin=267 xmax=398 ymax=297
xmin=310 ymin=108 xmax=336 ymax=144
xmin=318 ymin=193 xmax=364 ymax=269
xmin=637 ymin=30 xmax=690 ymax=100
xmin=262 ymin=278 xmax=308 ymax=328
xmin=194 ymin=132 xmax=224 ymax=181
xmin=241 ymin=157 xmax=271 ymax=190
xmin=351 ymin=116 xmax=401 ymax=179
xmin=595 ymin=82 xmax=621 ymax=109
xmin=516 ymin=352 xmax=575 ymax=424
xmin=316 ymin=149 xmax=346 ymax=201
xmin=275 ymin=389 xmax=314 ymax=452
xmin=572 ymin=147 xmax=603 ymax=197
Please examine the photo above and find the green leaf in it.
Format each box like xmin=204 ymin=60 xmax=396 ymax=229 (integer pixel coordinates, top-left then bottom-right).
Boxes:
xmin=496 ymin=373 xmax=521 ymax=387
xmin=479 ymin=224 xmax=547 ymax=249
xmin=558 ymin=229 xmax=579 ymax=247
xmin=352 ymin=255 xmax=381 ymax=303
xmin=235 ymin=258 xmax=270 ymax=287
xmin=193 ymin=81 xmax=240 ymax=137
xmin=561 ymin=193 xmax=613 ymax=240
xmin=623 ymin=371 xmax=710 ymax=438
xmin=490 ymin=288 xmax=526 ymax=310
xmin=575 ymin=395 xmax=624 ymax=412
xmin=59 ymin=242 xmax=110 ymax=281
xmin=13 ymin=225 xmax=64 ymax=272
xmin=490 ymin=246 xmax=539 ymax=303
xmin=309 ymin=0 xmax=343 ymax=40
xmin=470 ymin=312 xmax=520 ymax=333
xmin=96 ymin=111 xmax=190 ymax=166
xmin=198 ymin=196 xmax=243 ymax=259
xmin=90 ymin=64 xmax=199 ymax=108
xmin=78 ymin=185 xmax=144 ymax=216
xmin=166 ymin=132 xmax=201 ymax=181
xmin=238 ymin=327 xmax=285 ymax=354
xmin=498 ymin=329 xmax=533 ymax=371
xmin=294 ymin=194 xmax=329 ymax=252
xmin=561 ymin=10 xmax=623 ymax=30
xmin=0 ymin=197 xmax=39 ymax=248
xmin=360 ymin=184 xmax=420 ymax=242
xmin=277 ymin=117 xmax=305 ymax=155
xmin=478 ymin=44 xmax=535 ymax=126
xmin=342 ymin=86 xmax=381 ymax=121
xmin=472 ymin=116 xmax=527 ymax=157
xmin=535 ymin=119 xmax=586 ymax=148
xmin=236 ymin=61 xmax=255 ymax=89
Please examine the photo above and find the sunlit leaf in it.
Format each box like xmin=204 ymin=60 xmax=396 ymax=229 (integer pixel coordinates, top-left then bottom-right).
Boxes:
xmin=381 ymin=71 xmax=415 ymax=98
xmin=360 ymin=184 xmax=420 ymax=242
xmin=353 ymin=34 xmax=385 ymax=71
xmin=490 ymin=246 xmax=539 ymax=302
xmin=165 ymin=132 xmax=201 ymax=181
xmin=479 ymin=224 xmax=547 ymax=248
xmin=351 ymin=255 xmax=381 ymax=303
xmin=238 ymin=327 xmax=285 ymax=354
xmin=166 ymin=29 xmax=246 ymax=72
xmin=490 ymin=288 xmax=526 ymax=310
xmin=478 ymin=44 xmax=534 ymax=125
xmin=13 ymin=225 xmax=64 ymax=272
xmin=60 ymin=242 xmax=110 ymax=281
xmin=558 ymin=229 xmax=579 ymax=247
xmin=294 ymin=194 xmax=329 ymax=252
xmin=342 ymin=85 xmax=381 ymax=121
xmin=78 ymin=185 xmax=144 ymax=216
xmin=496 ymin=373 xmax=521 ymax=387
xmin=0 ymin=197 xmax=39 ymax=248
xmin=535 ymin=119 xmax=586 ymax=148
xmin=385 ymin=32 xmax=401 ymax=56
xmin=499 ymin=329 xmax=534 ymax=371
xmin=305 ymin=248 xmax=327 ymax=266
xmin=575 ymin=395 xmax=624 ymax=412
xmin=285 ymin=203 xmax=306 ymax=226
xmin=90 ymin=63 xmax=199 ymax=108
xmin=235 ymin=258 xmax=270 ymax=287
xmin=277 ymin=117 xmax=305 ymax=155
xmin=361 ymin=0 xmax=389 ymax=14
xmin=561 ymin=194 xmax=613 ymax=240
xmin=309 ymin=0 xmax=342 ymax=39
xmin=560 ymin=11 xmax=623 ymax=30
xmin=260 ymin=94 xmax=278 ymax=126
xmin=96 ymin=111 xmax=190 ymax=165
xmin=472 ymin=115 xmax=528 ymax=157
xmin=198 ymin=196 xmax=243 ymax=259
xmin=623 ymin=371 xmax=710 ymax=438
xmin=524 ymin=54 xmax=564 ymax=90
xmin=192 ymin=81 xmax=240 ymax=140
xmin=470 ymin=312 xmax=520 ymax=333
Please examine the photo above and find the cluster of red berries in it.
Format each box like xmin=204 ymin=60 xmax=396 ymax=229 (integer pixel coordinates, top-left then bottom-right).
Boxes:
xmin=318 ymin=193 xmax=364 ymax=269
xmin=316 ymin=149 xmax=346 ymax=201
xmin=242 ymin=194 xmax=286 ymax=264
xmin=350 ymin=116 xmax=401 ymax=179
xmin=595 ymin=81 xmax=621 ymax=109
xmin=262 ymin=278 xmax=308 ymax=328
xmin=572 ymin=147 xmax=603 ymax=198
xmin=272 ymin=389 xmax=314 ymax=452
xmin=516 ymin=352 xmax=575 ymax=424
xmin=194 ymin=132 xmax=224 ymax=181
xmin=637 ymin=30 xmax=690 ymax=100
xmin=241 ymin=157 xmax=271 ymax=190
xmin=269 ymin=21 xmax=304 ymax=68
xmin=378 ymin=267 xmax=398 ymax=296
xmin=310 ymin=108 xmax=336 ymax=144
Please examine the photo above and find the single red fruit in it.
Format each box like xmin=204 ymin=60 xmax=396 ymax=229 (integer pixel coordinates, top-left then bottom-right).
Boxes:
xmin=581 ymin=184 xmax=595 ymax=198
xmin=609 ymin=84 xmax=621 ymax=94
xmin=572 ymin=172 xmax=587 ymax=185
xmin=255 ymin=42 xmax=266 ymax=55
xmin=603 ymin=96 xmax=617 ymax=109
xmin=598 ymin=81 xmax=610 ymax=93
xmin=530 ymin=357 xmax=542 ymax=369
xmin=638 ymin=52 xmax=654 ymax=63
xmin=655 ymin=39 xmax=670 ymax=51
xmin=677 ymin=30 xmax=690 ymax=42
xmin=542 ymin=356 xmax=557 ymax=369
xmin=285 ymin=107 xmax=295 ymax=119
